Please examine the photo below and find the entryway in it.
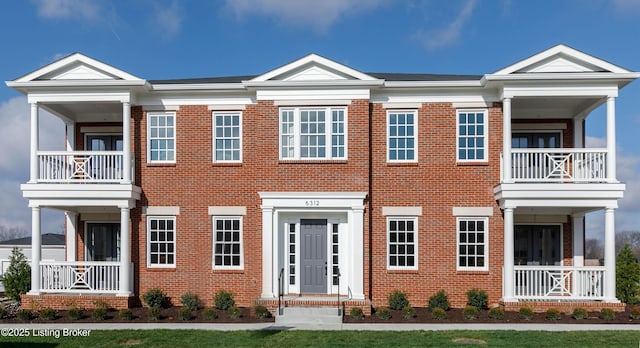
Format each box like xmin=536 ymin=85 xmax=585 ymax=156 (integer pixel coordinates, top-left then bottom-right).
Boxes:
xmin=300 ymin=219 xmax=327 ymax=293
xmin=86 ymin=223 xmax=120 ymax=261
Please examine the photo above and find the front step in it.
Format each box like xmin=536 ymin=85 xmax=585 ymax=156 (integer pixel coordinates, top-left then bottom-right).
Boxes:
xmin=276 ymin=306 xmax=342 ymax=325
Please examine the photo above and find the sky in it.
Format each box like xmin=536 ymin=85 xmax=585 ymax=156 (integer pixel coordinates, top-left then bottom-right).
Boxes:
xmin=0 ymin=0 xmax=639 ymax=240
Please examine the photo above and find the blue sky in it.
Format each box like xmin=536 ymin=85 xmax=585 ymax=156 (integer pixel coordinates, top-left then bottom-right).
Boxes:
xmin=0 ymin=0 xmax=639 ymax=239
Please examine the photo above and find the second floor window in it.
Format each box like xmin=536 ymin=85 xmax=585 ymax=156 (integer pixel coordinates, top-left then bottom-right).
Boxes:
xmin=280 ymin=107 xmax=347 ymax=160
xmin=213 ymin=112 xmax=242 ymax=162
xmin=148 ymin=112 xmax=176 ymax=163
xmin=387 ymin=110 xmax=417 ymax=162
xmin=457 ymin=110 xmax=487 ymax=162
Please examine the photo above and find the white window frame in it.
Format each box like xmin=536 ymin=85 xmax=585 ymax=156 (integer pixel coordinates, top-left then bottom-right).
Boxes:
xmin=456 ymin=216 xmax=489 ymax=271
xmin=212 ymin=111 xmax=242 ymax=163
xmin=386 ymin=110 xmax=418 ymax=163
xmin=278 ymin=107 xmax=348 ymax=160
xmin=386 ymin=216 xmax=418 ymax=270
xmin=456 ymin=109 xmax=488 ymax=162
xmin=146 ymin=216 xmax=176 ymax=268
xmin=147 ymin=111 xmax=176 ymax=163
xmin=212 ymin=216 xmax=244 ymax=270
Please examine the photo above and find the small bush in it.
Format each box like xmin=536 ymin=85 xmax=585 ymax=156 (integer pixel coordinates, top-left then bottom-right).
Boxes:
xmin=599 ymin=308 xmax=615 ymax=321
xmin=203 ymin=307 xmax=218 ymax=320
xmin=488 ymin=307 xmax=504 ymax=320
xmin=143 ymin=288 xmax=168 ymax=308
xmin=572 ymin=307 xmax=588 ymax=320
xmin=0 ymin=305 xmax=6 ymax=319
xmin=17 ymin=309 xmax=32 ymax=321
xmin=228 ymin=306 xmax=242 ymax=319
xmin=387 ymin=290 xmax=410 ymax=310
xmin=375 ymin=306 xmax=391 ymax=320
xmin=546 ymin=308 xmax=561 ymax=321
xmin=214 ymin=290 xmax=235 ymax=310
xmin=466 ymin=288 xmax=488 ymax=310
xmin=349 ymin=307 xmax=364 ymax=320
xmin=181 ymin=292 xmax=200 ymax=311
xmin=463 ymin=305 xmax=479 ymax=320
xmin=68 ymin=307 xmax=83 ymax=321
xmin=147 ymin=306 xmax=161 ymax=321
xmin=178 ymin=307 xmax=192 ymax=321
xmin=428 ymin=289 xmax=450 ymax=311
xmin=93 ymin=300 xmax=109 ymax=310
xmin=519 ymin=307 xmax=534 ymax=320
xmin=92 ymin=307 xmax=107 ymax=321
xmin=402 ymin=305 xmax=415 ymax=319
xmin=431 ymin=307 xmax=446 ymax=320
xmin=630 ymin=305 xmax=640 ymax=320
xmin=254 ymin=305 xmax=271 ymax=319
xmin=2 ymin=248 xmax=31 ymax=303
xmin=39 ymin=307 xmax=56 ymax=321
xmin=118 ymin=308 xmax=133 ymax=320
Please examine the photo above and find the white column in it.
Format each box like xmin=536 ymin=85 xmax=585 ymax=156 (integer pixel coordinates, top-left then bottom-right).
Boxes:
xmin=65 ymin=211 xmax=77 ymax=262
xmin=118 ymin=207 xmax=131 ymax=296
xmin=502 ymin=98 xmax=512 ymax=183
xmin=271 ymin=211 xmax=279 ymax=299
xmin=574 ymin=117 xmax=584 ymax=148
xmin=604 ymin=208 xmax=618 ymax=301
xmin=606 ymin=97 xmax=616 ymax=182
xmin=29 ymin=103 xmax=39 ymax=183
xmin=122 ymin=102 xmax=132 ymax=183
xmin=65 ymin=121 xmax=75 ymax=151
xmin=29 ymin=207 xmax=41 ymax=295
xmin=502 ymin=207 xmax=515 ymax=301
xmin=572 ymin=213 xmax=585 ymax=267
xmin=349 ymin=207 xmax=365 ymax=300
xmin=261 ymin=206 xmax=274 ymax=298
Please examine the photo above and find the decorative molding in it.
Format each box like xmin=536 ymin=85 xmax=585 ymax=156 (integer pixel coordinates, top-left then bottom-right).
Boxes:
xmin=208 ymin=206 xmax=247 ymax=216
xmin=274 ymin=99 xmax=352 ymax=106
xmin=143 ymin=206 xmax=180 ymax=215
xmin=452 ymin=207 xmax=494 ymax=216
xmin=382 ymin=206 xmax=423 ymax=216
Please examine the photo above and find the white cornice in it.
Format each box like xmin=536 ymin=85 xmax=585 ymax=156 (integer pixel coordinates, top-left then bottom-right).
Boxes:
xmin=6 ymin=80 xmax=147 ymax=88
xmin=243 ymin=80 xmax=384 ymax=88
xmin=150 ymin=83 xmax=246 ymax=91
xmin=383 ymin=80 xmax=483 ymax=88
xmin=485 ymin=72 xmax=640 ymax=81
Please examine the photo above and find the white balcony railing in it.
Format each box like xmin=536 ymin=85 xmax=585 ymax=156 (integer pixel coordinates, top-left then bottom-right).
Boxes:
xmin=509 ymin=148 xmax=607 ymax=183
xmin=40 ymin=261 xmax=131 ymax=294
xmin=37 ymin=151 xmax=131 ymax=183
xmin=514 ymin=266 xmax=605 ymax=300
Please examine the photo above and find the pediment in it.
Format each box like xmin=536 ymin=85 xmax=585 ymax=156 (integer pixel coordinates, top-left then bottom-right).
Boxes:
xmin=251 ymin=53 xmax=377 ymax=82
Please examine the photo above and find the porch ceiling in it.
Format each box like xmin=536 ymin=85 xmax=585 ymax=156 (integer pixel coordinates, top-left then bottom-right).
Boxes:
xmin=511 ymin=96 xmax=603 ymax=119
xmin=42 ymin=101 xmax=123 ymax=123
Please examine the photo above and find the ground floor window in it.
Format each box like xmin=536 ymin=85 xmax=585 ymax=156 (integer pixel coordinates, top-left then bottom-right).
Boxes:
xmin=147 ymin=216 xmax=176 ymax=268
xmin=213 ymin=217 xmax=243 ymax=269
xmin=387 ymin=217 xmax=417 ymax=270
xmin=457 ymin=217 xmax=488 ymax=270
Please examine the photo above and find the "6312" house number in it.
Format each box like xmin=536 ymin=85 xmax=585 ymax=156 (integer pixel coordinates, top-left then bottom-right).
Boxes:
xmin=305 ymin=200 xmax=320 ymax=207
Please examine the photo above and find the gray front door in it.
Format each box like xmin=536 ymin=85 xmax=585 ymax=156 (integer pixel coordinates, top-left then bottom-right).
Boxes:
xmin=300 ymin=219 xmax=327 ymax=293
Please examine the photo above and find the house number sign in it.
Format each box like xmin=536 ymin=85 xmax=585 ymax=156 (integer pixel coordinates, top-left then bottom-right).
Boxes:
xmin=304 ymin=200 xmax=320 ymax=207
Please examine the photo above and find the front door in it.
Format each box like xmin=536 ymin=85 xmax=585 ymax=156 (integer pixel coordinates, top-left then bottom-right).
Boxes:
xmin=300 ymin=219 xmax=327 ymax=293
xmin=514 ymin=225 xmax=562 ymax=266
xmin=86 ymin=223 xmax=120 ymax=261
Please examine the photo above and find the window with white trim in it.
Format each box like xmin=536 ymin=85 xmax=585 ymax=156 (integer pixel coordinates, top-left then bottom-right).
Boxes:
xmin=213 ymin=216 xmax=243 ymax=269
xmin=457 ymin=217 xmax=488 ymax=270
xmin=279 ymin=107 xmax=347 ymax=160
xmin=213 ymin=112 xmax=242 ymax=162
xmin=387 ymin=110 xmax=417 ymax=162
xmin=147 ymin=112 xmax=176 ymax=163
xmin=457 ymin=110 xmax=487 ymax=162
xmin=387 ymin=217 xmax=417 ymax=270
xmin=147 ymin=216 xmax=176 ymax=268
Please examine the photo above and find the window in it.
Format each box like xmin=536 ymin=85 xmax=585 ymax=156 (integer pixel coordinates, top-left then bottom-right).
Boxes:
xmin=457 ymin=110 xmax=487 ymax=162
xmin=387 ymin=217 xmax=417 ymax=270
xmin=279 ymin=107 xmax=347 ymax=160
xmin=387 ymin=110 xmax=417 ymax=162
xmin=213 ymin=112 xmax=242 ymax=162
xmin=457 ymin=217 xmax=488 ymax=270
xmin=213 ymin=217 xmax=243 ymax=269
xmin=147 ymin=217 xmax=176 ymax=268
xmin=148 ymin=112 xmax=175 ymax=163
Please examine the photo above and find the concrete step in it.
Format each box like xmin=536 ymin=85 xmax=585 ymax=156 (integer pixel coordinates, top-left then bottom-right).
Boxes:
xmin=276 ymin=306 xmax=343 ymax=325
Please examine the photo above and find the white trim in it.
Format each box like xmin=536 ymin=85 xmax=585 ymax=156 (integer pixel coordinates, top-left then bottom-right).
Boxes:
xmin=274 ymin=99 xmax=351 ymax=106
xmin=381 ymin=102 xmax=422 ymax=109
xmin=146 ymin=111 xmax=176 ymax=164
xmin=250 ymin=53 xmax=379 ymax=82
xmin=456 ymin=216 xmax=489 ymax=271
xmin=512 ymin=123 xmax=567 ymax=130
xmin=208 ymin=206 xmax=247 ymax=216
xmin=212 ymin=111 xmax=243 ymax=163
xmin=143 ymin=105 xmax=180 ymax=111
xmin=212 ymin=216 xmax=244 ymax=270
xmin=456 ymin=109 xmax=488 ymax=162
xmin=386 ymin=216 xmax=418 ymax=271
xmin=382 ymin=206 xmax=422 ymax=216
xmin=452 ymin=207 xmax=493 ymax=217
xmin=146 ymin=215 xmax=177 ymax=269
xmin=257 ymin=89 xmax=370 ymax=101
xmin=143 ymin=206 xmax=180 ymax=215
xmin=452 ymin=101 xmax=492 ymax=109
xmin=208 ymin=104 xmax=247 ymax=111
xmin=386 ymin=109 xmax=418 ymax=163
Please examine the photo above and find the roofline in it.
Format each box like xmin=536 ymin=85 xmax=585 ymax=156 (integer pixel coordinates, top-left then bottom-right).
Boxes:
xmin=6 ymin=80 xmax=148 ymax=89
xmin=485 ymin=72 xmax=640 ymax=81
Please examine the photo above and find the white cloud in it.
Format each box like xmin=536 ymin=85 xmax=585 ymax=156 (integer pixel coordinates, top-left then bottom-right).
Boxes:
xmin=414 ymin=0 xmax=476 ymax=50
xmin=151 ymin=0 xmax=184 ymax=39
xmin=585 ymin=135 xmax=607 ymax=148
xmin=32 ymin=0 xmax=101 ymax=21
xmin=225 ymin=0 xmax=388 ymax=33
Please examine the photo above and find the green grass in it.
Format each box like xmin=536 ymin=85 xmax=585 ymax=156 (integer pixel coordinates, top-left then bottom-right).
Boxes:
xmin=0 ymin=330 xmax=638 ymax=347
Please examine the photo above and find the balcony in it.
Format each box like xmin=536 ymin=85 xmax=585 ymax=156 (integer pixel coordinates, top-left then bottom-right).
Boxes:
xmin=510 ymin=148 xmax=607 ymax=183
xmin=37 ymin=151 xmax=131 ymax=184
xmin=513 ymin=265 xmax=605 ymax=300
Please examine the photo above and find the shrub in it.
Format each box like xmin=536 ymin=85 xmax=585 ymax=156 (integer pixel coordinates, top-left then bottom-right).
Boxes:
xmin=254 ymin=305 xmax=271 ymax=319
xmin=428 ymin=289 xmax=450 ymax=311
xmin=349 ymin=307 xmax=364 ymax=320
xmin=39 ymin=307 xmax=56 ymax=321
xmin=181 ymin=292 xmax=200 ymax=311
xmin=546 ymin=308 xmax=561 ymax=321
xmin=375 ymin=306 xmax=391 ymax=320
xmin=118 ymin=308 xmax=133 ymax=320
xmin=228 ymin=306 xmax=241 ymax=319
xmin=143 ymin=288 xmax=168 ymax=308
xmin=599 ymin=308 xmax=615 ymax=321
xmin=147 ymin=306 xmax=161 ymax=321
xmin=92 ymin=308 xmax=107 ymax=321
xmin=402 ymin=305 xmax=415 ymax=319
xmin=431 ymin=307 xmax=446 ymax=320
xmin=93 ymin=300 xmax=109 ymax=310
xmin=466 ymin=288 xmax=488 ymax=310
xmin=0 ymin=305 xmax=6 ymax=319
xmin=617 ymin=244 xmax=640 ymax=304
xmin=214 ymin=290 xmax=235 ymax=310
xmin=68 ymin=307 xmax=83 ymax=320
xmin=519 ymin=307 xmax=534 ymax=320
xmin=178 ymin=307 xmax=192 ymax=321
xmin=630 ymin=305 xmax=640 ymax=320
xmin=387 ymin=290 xmax=410 ymax=310
xmin=1 ymin=247 xmax=31 ymax=303
xmin=488 ymin=307 xmax=504 ymax=320
xmin=17 ymin=309 xmax=32 ymax=321
xmin=463 ymin=305 xmax=479 ymax=320
xmin=203 ymin=307 xmax=218 ymax=320
xmin=572 ymin=307 xmax=588 ymax=320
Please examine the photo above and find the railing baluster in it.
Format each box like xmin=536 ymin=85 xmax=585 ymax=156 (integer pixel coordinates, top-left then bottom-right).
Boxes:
xmin=35 ymin=151 xmax=126 ymax=183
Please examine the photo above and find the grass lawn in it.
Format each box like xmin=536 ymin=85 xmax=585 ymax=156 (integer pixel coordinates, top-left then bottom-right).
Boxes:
xmin=0 ymin=329 xmax=638 ymax=347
